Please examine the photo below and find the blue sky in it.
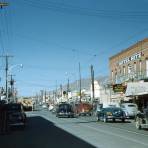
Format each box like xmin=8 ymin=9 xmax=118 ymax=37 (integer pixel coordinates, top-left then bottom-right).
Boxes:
xmin=1 ymin=0 xmax=148 ymax=96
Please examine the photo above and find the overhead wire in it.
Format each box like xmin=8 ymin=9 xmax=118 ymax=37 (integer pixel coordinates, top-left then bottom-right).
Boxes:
xmin=19 ymin=0 xmax=148 ymax=22
xmin=12 ymin=0 xmax=148 ymax=93
xmin=0 ymin=7 xmax=6 ymax=55
xmin=16 ymin=79 xmax=57 ymax=88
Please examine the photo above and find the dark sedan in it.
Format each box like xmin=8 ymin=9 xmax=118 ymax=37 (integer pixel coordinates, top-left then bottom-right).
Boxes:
xmin=6 ymin=103 xmax=26 ymax=128
xmin=56 ymin=103 xmax=75 ymax=118
xmin=97 ymin=107 xmax=126 ymax=122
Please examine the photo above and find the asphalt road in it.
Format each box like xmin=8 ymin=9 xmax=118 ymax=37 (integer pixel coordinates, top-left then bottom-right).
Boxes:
xmin=40 ymin=110 xmax=148 ymax=148
xmin=1 ymin=109 xmax=148 ymax=148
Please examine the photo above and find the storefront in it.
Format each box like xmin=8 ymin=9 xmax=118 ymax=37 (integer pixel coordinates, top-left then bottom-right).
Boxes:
xmin=125 ymin=82 xmax=148 ymax=110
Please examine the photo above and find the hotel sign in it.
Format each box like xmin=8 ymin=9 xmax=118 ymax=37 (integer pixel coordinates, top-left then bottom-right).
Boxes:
xmin=113 ymin=84 xmax=127 ymax=93
xmin=119 ymin=52 xmax=142 ymax=65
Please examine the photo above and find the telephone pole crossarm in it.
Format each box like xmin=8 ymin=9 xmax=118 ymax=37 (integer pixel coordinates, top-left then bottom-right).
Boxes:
xmin=0 ymin=2 xmax=8 ymax=8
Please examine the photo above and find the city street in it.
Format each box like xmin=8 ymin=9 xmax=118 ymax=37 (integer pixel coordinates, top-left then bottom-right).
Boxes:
xmin=1 ymin=110 xmax=148 ymax=148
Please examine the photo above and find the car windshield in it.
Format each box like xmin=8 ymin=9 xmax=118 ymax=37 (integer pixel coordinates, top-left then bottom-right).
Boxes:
xmin=59 ymin=104 xmax=72 ymax=111
xmin=7 ymin=104 xmax=21 ymax=111
xmin=128 ymin=105 xmax=136 ymax=107
xmin=104 ymin=108 xmax=121 ymax=112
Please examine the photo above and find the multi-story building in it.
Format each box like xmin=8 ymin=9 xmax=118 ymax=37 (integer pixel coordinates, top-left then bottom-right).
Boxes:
xmin=109 ymin=38 xmax=148 ymax=110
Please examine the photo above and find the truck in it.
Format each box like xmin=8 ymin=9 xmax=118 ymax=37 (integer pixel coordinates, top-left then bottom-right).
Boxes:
xmin=19 ymin=98 xmax=33 ymax=111
xmin=74 ymin=102 xmax=93 ymax=116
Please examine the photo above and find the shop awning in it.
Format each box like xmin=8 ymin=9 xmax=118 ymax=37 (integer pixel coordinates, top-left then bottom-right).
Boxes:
xmin=125 ymin=82 xmax=148 ymax=96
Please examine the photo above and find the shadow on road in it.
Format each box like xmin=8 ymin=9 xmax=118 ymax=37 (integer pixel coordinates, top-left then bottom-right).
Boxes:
xmin=0 ymin=116 xmax=96 ymax=148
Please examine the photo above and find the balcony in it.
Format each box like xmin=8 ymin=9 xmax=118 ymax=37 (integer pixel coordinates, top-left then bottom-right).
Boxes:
xmin=113 ymin=70 xmax=148 ymax=84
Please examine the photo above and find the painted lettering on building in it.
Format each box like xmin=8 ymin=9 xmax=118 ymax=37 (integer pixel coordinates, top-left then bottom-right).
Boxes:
xmin=119 ymin=52 xmax=142 ymax=65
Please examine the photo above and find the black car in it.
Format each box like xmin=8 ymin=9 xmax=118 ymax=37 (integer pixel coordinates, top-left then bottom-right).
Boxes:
xmin=56 ymin=103 xmax=74 ymax=118
xmin=97 ymin=107 xmax=126 ymax=122
xmin=6 ymin=103 xmax=26 ymax=128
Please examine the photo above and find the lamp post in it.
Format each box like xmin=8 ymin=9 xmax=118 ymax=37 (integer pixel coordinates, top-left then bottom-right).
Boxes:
xmin=7 ymin=64 xmax=23 ymax=102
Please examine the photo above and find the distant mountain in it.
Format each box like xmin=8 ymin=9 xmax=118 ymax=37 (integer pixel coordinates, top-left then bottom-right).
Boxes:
xmin=61 ymin=75 xmax=109 ymax=92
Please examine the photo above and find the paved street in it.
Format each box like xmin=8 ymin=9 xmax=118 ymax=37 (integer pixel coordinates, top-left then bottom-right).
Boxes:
xmin=0 ymin=110 xmax=148 ymax=148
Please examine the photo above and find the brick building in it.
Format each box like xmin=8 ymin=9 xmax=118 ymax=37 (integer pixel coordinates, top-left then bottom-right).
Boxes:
xmin=109 ymin=38 xmax=148 ymax=110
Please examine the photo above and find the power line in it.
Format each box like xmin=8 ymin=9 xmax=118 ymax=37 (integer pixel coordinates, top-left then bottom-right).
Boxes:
xmin=20 ymin=0 xmax=148 ymax=22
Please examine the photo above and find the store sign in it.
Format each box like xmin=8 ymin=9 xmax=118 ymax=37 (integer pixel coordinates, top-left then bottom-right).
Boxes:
xmin=119 ymin=52 xmax=141 ymax=65
xmin=113 ymin=84 xmax=127 ymax=93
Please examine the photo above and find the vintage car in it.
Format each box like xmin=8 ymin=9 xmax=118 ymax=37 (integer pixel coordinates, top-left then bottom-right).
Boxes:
xmin=56 ymin=103 xmax=75 ymax=118
xmin=97 ymin=107 xmax=126 ymax=122
xmin=120 ymin=103 xmax=138 ymax=119
xmin=135 ymin=107 xmax=148 ymax=130
xmin=6 ymin=103 xmax=26 ymax=128
xmin=74 ymin=102 xmax=93 ymax=116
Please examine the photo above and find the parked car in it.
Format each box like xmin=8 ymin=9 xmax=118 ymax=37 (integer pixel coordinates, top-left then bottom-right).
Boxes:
xmin=56 ymin=103 xmax=74 ymax=118
xmin=97 ymin=107 xmax=126 ymax=122
xmin=74 ymin=102 xmax=93 ymax=116
xmin=6 ymin=103 xmax=26 ymax=128
xmin=42 ymin=103 xmax=48 ymax=109
xmin=120 ymin=103 xmax=138 ymax=119
xmin=48 ymin=104 xmax=54 ymax=111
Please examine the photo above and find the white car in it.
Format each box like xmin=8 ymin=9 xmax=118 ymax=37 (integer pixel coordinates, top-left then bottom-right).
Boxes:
xmin=42 ymin=103 xmax=48 ymax=109
xmin=48 ymin=105 xmax=54 ymax=111
xmin=121 ymin=103 xmax=138 ymax=119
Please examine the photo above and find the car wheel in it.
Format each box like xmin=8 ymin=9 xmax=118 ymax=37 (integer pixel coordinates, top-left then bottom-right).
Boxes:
xmin=136 ymin=117 xmax=142 ymax=130
xmin=113 ymin=118 xmax=115 ymax=122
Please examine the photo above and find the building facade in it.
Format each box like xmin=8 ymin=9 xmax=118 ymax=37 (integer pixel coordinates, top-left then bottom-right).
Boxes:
xmin=109 ymin=38 xmax=148 ymax=110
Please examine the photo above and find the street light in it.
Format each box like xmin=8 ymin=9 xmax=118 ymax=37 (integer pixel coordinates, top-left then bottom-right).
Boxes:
xmin=8 ymin=64 xmax=23 ymax=74
xmin=6 ymin=64 xmax=23 ymax=102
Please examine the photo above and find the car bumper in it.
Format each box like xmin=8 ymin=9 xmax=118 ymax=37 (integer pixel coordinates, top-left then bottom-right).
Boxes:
xmin=9 ymin=122 xmax=25 ymax=126
xmin=57 ymin=113 xmax=74 ymax=117
xmin=107 ymin=116 xmax=125 ymax=120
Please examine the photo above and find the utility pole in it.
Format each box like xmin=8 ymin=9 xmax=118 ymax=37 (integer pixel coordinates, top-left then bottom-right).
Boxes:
xmin=9 ymin=74 xmax=15 ymax=102
xmin=55 ymin=80 xmax=57 ymax=100
xmin=67 ymin=78 xmax=69 ymax=97
xmin=79 ymin=62 xmax=82 ymax=102
xmin=0 ymin=55 xmax=13 ymax=102
xmin=91 ymin=65 xmax=95 ymax=102
xmin=44 ymin=90 xmax=46 ymax=103
xmin=40 ymin=90 xmax=44 ymax=104
xmin=60 ymin=84 xmax=63 ymax=102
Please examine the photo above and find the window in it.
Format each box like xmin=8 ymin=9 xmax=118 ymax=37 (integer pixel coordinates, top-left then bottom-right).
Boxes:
xmin=111 ymin=70 xmax=113 ymax=81
xmin=139 ymin=60 xmax=142 ymax=75
xmin=128 ymin=64 xmax=132 ymax=74
xmin=134 ymin=62 xmax=136 ymax=73
xmin=123 ymin=66 xmax=126 ymax=75
xmin=146 ymin=59 xmax=148 ymax=77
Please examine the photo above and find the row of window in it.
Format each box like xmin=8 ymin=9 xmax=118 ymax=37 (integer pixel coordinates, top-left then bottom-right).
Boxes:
xmin=111 ymin=59 xmax=148 ymax=83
